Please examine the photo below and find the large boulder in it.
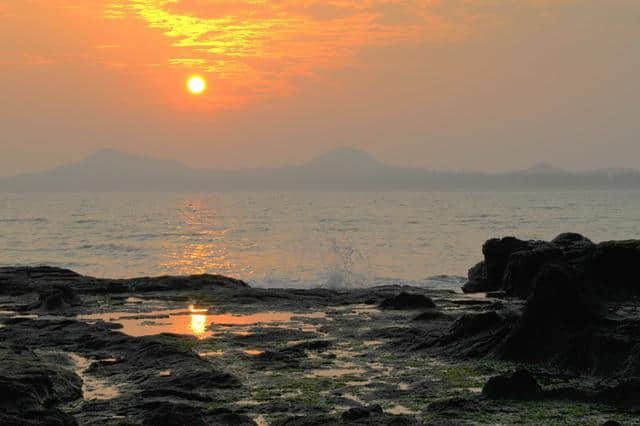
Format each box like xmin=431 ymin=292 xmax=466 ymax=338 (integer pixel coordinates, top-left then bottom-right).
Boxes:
xmin=579 ymin=240 xmax=640 ymax=300
xmin=461 ymin=233 xmax=639 ymax=300
xmin=379 ymin=292 xmax=436 ymax=310
xmin=497 ymin=262 xmax=599 ymax=365
xmin=482 ymin=369 xmax=542 ymax=400
xmin=341 ymin=404 xmax=383 ymax=421
xmin=462 ymin=262 xmax=494 ymax=293
xmin=551 ymin=232 xmax=594 ymax=247
xmin=502 ymin=243 xmax=562 ymax=298
xmin=451 ymin=234 xmax=640 ymax=377
xmin=463 ymin=237 xmax=540 ymax=293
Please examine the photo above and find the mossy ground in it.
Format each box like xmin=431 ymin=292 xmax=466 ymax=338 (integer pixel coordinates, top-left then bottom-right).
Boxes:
xmin=147 ymin=301 xmax=637 ymax=425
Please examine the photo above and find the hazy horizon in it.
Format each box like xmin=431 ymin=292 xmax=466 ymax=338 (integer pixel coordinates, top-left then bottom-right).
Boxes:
xmin=4 ymin=146 xmax=640 ymax=179
xmin=2 ymin=1 xmax=640 ymax=177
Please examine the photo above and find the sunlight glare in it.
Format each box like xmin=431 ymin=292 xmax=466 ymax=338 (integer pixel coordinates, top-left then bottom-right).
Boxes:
xmin=187 ymin=76 xmax=206 ymax=95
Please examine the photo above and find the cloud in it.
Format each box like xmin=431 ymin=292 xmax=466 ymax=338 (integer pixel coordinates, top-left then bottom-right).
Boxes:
xmin=100 ymin=0 xmax=503 ymax=106
xmin=2 ymin=0 xmax=592 ymax=109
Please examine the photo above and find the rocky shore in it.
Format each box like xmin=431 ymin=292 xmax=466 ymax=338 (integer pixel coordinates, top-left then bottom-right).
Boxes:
xmin=1 ymin=233 xmax=639 ymax=425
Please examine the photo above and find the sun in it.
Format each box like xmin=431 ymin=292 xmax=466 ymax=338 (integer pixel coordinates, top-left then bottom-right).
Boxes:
xmin=187 ymin=75 xmax=206 ymax=95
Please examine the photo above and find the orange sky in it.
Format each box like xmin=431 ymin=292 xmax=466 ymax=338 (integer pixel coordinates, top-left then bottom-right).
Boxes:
xmin=2 ymin=0 xmax=640 ymax=174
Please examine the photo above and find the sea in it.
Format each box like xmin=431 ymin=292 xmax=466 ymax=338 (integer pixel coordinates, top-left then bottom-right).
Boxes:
xmin=1 ymin=191 xmax=639 ymax=290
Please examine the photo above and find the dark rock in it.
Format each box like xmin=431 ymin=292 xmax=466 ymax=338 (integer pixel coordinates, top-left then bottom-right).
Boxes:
xmin=206 ymin=408 xmax=257 ymax=425
xmin=128 ymin=274 xmax=249 ymax=293
xmin=601 ymin=421 xmax=622 ymax=426
xmin=0 ymin=409 xmax=78 ymax=426
xmin=450 ymin=299 xmax=494 ymax=306
xmin=412 ymin=309 xmax=450 ymax=322
xmin=462 ymin=261 xmax=494 ymax=293
xmin=497 ymin=262 xmax=601 ymax=368
xmin=232 ymin=328 xmax=317 ymax=344
xmin=482 ymin=369 xmax=542 ymax=400
xmin=0 ymin=318 xmax=241 ymax=423
xmin=342 ymin=404 xmax=384 ymax=421
xmin=408 ymin=309 xmax=513 ymax=358
xmin=26 ymin=285 xmax=82 ymax=312
xmin=286 ymin=340 xmax=333 ymax=352
xmin=448 ymin=311 xmax=506 ymax=339
xmin=141 ymin=404 xmax=256 ymax=426
xmin=0 ymin=266 xmax=249 ymax=296
xmin=426 ymin=397 xmax=480 ymax=413
xmin=0 ymin=344 xmax=81 ymax=426
xmin=486 ymin=291 xmax=507 ymax=299
xmin=483 ymin=237 xmax=535 ymax=286
xmin=446 ymin=235 xmax=640 ymax=378
xmin=142 ymin=403 xmax=208 ymax=426
xmin=596 ymin=378 xmax=640 ymax=408
xmin=502 ymin=243 xmax=562 ymax=298
xmin=274 ymin=416 xmax=336 ymax=426
xmin=579 ymin=240 xmax=640 ymax=300
xmin=379 ymin=292 xmax=435 ymax=310
xmin=551 ymin=233 xmax=593 ymax=247
xmin=253 ymin=349 xmax=304 ymax=369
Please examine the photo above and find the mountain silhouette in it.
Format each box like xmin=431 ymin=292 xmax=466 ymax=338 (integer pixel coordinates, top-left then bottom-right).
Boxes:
xmin=302 ymin=147 xmax=384 ymax=171
xmin=1 ymin=148 xmax=639 ymax=191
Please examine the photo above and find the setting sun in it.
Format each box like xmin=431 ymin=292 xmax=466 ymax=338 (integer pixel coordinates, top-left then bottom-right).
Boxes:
xmin=187 ymin=76 xmax=206 ymax=95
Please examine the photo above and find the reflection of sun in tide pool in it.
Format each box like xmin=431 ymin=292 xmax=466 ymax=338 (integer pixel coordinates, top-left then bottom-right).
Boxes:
xmin=187 ymin=75 xmax=206 ymax=95
xmin=188 ymin=305 xmax=208 ymax=337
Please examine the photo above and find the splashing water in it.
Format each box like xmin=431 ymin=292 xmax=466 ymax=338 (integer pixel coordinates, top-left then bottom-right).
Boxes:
xmin=320 ymin=237 xmax=373 ymax=289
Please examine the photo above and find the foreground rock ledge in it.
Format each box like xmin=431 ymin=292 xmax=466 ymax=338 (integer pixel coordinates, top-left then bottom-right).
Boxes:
xmin=0 ymin=266 xmax=250 ymax=296
xmin=1 ymin=234 xmax=639 ymax=425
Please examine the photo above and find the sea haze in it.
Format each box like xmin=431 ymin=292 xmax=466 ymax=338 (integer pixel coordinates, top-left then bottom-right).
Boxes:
xmin=2 ymin=148 xmax=640 ymax=191
xmin=1 ymin=191 xmax=638 ymax=288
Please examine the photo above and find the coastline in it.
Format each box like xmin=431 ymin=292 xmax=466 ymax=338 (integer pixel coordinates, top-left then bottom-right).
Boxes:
xmin=1 ymin=233 xmax=638 ymax=425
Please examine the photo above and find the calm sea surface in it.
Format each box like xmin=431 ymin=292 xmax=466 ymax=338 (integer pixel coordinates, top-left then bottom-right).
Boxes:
xmin=1 ymin=191 xmax=639 ymax=289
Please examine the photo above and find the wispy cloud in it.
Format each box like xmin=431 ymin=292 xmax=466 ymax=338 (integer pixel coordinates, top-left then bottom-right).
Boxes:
xmin=101 ymin=0 xmax=507 ymax=105
xmin=3 ymin=0 xmax=567 ymax=108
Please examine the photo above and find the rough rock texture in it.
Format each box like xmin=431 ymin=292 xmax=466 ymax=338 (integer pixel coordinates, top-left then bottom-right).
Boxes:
xmin=379 ymin=292 xmax=435 ymax=310
xmin=0 ymin=318 xmax=242 ymax=424
xmin=341 ymin=404 xmax=383 ymax=421
xmin=406 ymin=234 xmax=640 ymax=384
xmin=462 ymin=237 xmax=539 ymax=293
xmin=0 ymin=266 xmax=249 ymax=296
xmin=462 ymin=233 xmax=639 ymax=301
xmin=0 ymin=344 xmax=82 ymax=426
xmin=2 ymin=253 xmax=639 ymax=424
xmin=24 ymin=285 xmax=83 ymax=312
xmin=482 ymin=369 xmax=542 ymax=400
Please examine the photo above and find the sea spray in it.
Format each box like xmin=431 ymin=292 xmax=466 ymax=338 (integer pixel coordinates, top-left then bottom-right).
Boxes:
xmin=319 ymin=237 xmax=373 ymax=289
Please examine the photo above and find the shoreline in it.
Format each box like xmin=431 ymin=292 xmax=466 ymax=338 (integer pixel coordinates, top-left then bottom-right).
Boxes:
xmin=1 ymin=233 xmax=638 ymax=425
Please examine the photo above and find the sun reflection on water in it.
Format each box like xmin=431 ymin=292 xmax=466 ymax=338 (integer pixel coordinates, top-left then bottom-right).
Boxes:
xmin=158 ymin=198 xmax=240 ymax=277
xmin=188 ymin=304 xmax=208 ymax=338
xmin=189 ymin=313 xmax=207 ymax=337
xmin=80 ymin=306 xmax=326 ymax=339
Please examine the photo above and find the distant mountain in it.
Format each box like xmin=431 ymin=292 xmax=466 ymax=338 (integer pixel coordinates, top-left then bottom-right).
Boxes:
xmin=64 ymin=149 xmax=189 ymax=173
xmin=519 ymin=162 xmax=568 ymax=175
xmin=1 ymin=147 xmax=639 ymax=191
xmin=0 ymin=150 xmax=201 ymax=192
xmin=301 ymin=147 xmax=384 ymax=171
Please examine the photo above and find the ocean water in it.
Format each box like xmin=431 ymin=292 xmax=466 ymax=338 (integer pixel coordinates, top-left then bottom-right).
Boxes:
xmin=1 ymin=191 xmax=639 ymax=289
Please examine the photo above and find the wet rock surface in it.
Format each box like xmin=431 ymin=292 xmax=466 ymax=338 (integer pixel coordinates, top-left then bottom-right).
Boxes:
xmin=0 ymin=344 xmax=81 ymax=426
xmin=1 ymin=246 xmax=640 ymax=425
xmin=379 ymin=292 xmax=436 ymax=310
xmin=482 ymin=369 xmax=542 ymax=400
